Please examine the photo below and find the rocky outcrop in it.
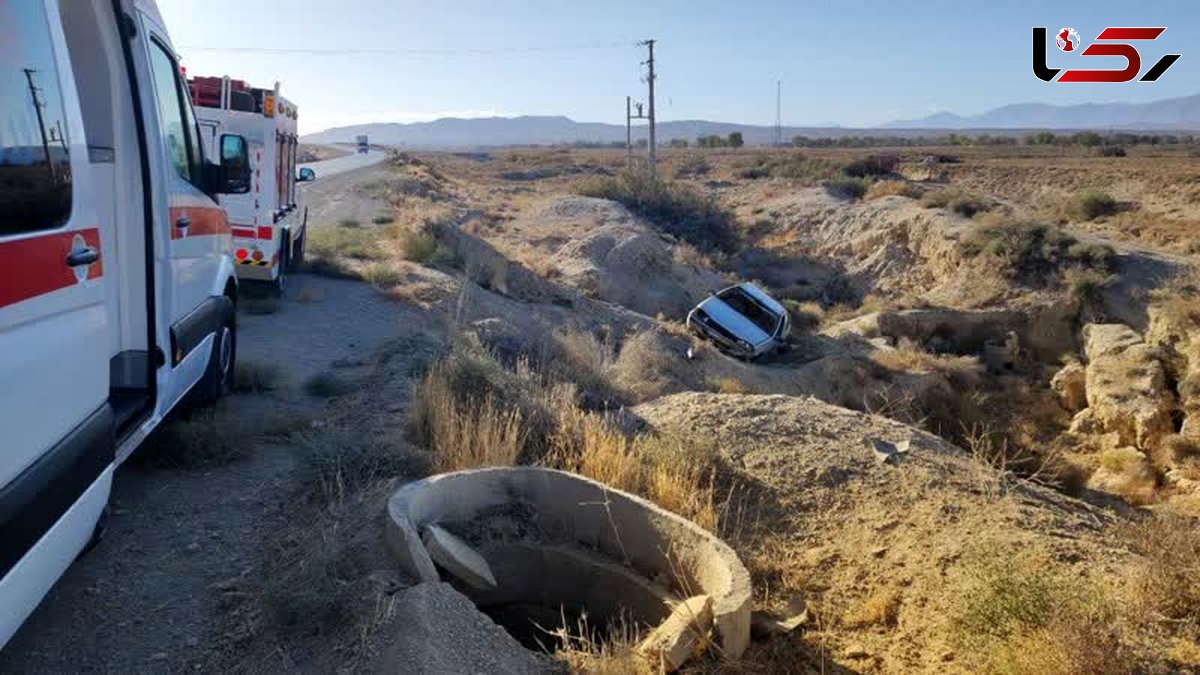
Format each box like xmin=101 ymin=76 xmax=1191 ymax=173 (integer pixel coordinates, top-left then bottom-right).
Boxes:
xmin=1051 ymin=361 xmax=1088 ymax=413
xmin=1069 ymin=324 xmax=1176 ymax=452
xmin=1146 ymin=304 xmax=1200 ymax=440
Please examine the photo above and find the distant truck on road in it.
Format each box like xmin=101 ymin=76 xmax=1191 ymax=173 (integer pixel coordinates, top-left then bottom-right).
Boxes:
xmin=356 ymin=135 xmax=369 ymax=154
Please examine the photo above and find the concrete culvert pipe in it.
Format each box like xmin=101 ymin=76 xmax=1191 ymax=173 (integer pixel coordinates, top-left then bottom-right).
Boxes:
xmin=385 ymin=467 xmax=752 ymax=660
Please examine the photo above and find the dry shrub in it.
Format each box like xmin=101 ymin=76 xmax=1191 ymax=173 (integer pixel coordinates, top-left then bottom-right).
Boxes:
xmin=952 ymin=546 xmax=1129 ymax=674
xmin=782 ymin=299 xmax=823 ymax=332
xmin=1152 ymin=433 xmax=1200 ymax=470
xmin=610 ymin=331 xmax=699 ymax=404
xmin=823 ymin=177 xmax=868 ymax=200
xmin=1095 ymin=447 xmax=1158 ymax=505
xmin=869 ymin=344 xmax=982 ymax=378
xmin=551 ymin=613 xmax=647 ymax=674
xmin=960 ymin=216 xmax=1113 ymax=279
xmin=549 ymin=328 xmax=623 ymax=407
xmin=295 ymin=428 xmax=422 ymax=507
xmin=921 ymin=187 xmax=991 ymax=217
xmin=262 ymin=525 xmax=361 ymax=635
xmin=575 ymin=170 xmax=739 ymax=253
xmin=233 ymin=359 xmax=285 ymax=394
xmin=1120 ymin=513 xmax=1200 ymax=624
xmin=866 ymin=179 xmax=921 ymax=200
xmin=842 ymin=154 xmax=900 ymax=178
xmin=843 ymin=587 xmax=901 ymax=628
xmin=1061 ymin=189 xmax=1118 ymax=222
xmin=395 ymin=228 xmax=455 ymax=267
xmin=409 ymin=354 xmax=535 ymax=472
xmin=707 ymin=376 xmax=748 ymax=394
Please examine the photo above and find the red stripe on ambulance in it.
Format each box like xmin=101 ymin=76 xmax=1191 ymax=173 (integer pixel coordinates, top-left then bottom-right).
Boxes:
xmin=0 ymin=228 xmax=103 ymax=308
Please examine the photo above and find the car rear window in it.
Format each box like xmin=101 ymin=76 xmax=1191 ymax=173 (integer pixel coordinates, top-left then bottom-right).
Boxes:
xmin=0 ymin=0 xmax=73 ymax=236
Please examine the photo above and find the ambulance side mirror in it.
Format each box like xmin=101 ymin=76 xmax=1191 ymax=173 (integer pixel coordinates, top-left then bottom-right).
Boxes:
xmin=297 ymin=167 xmax=316 ymax=183
xmin=217 ymin=134 xmax=251 ymax=194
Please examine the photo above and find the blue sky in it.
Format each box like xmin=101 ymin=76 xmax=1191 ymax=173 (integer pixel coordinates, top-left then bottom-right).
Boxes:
xmin=159 ymin=0 xmax=1199 ymax=134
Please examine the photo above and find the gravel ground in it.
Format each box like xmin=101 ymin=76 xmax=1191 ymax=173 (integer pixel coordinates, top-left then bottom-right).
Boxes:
xmin=0 ymin=214 xmax=430 ymax=672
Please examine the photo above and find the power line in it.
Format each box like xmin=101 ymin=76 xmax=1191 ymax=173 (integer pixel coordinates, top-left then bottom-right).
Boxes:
xmin=178 ymin=41 xmax=638 ymax=57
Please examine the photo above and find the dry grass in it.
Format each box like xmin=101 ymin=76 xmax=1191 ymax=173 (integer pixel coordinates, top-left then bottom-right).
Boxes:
xmin=294 ymin=428 xmax=422 ymax=507
xmin=233 ymin=359 xmax=286 ymax=394
xmin=921 ymin=187 xmax=991 ymax=217
xmin=409 ymin=363 xmax=527 ymax=473
xmin=866 ymin=179 xmax=921 ymax=200
xmin=138 ymin=405 xmax=308 ymax=467
xmin=395 ymin=228 xmax=456 ymax=267
xmin=707 ymin=376 xmax=748 ymax=394
xmin=843 ymin=587 xmax=901 ymax=628
xmin=551 ymin=613 xmax=647 ymax=674
xmin=305 ymin=371 xmax=356 ymax=398
xmin=869 ymin=344 xmax=982 ymax=378
xmin=1119 ymin=513 xmax=1200 ymax=625
xmin=952 ymin=546 xmax=1129 ymax=675
xmin=1059 ymin=189 xmax=1119 ymax=222
xmin=575 ymin=170 xmax=739 ymax=253
xmin=409 ymin=337 xmax=723 ymax=529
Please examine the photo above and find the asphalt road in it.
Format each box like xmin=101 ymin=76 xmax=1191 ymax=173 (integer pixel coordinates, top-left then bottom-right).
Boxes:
xmin=299 ymin=147 xmax=388 ymax=181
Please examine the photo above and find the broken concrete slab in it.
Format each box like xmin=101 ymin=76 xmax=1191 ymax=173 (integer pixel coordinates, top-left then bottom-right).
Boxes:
xmin=383 ymin=517 xmax=439 ymax=584
xmin=637 ymin=595 xmax=714 ymax=672
xmin=422 ymin=524 xmax=498 ymax=591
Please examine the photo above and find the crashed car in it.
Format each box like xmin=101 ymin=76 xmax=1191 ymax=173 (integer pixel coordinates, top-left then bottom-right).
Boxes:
xmin=686 ymin=283 xmax=791 ymax=359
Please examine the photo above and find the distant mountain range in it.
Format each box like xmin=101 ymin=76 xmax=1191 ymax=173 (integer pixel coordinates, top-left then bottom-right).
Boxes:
xmin=883 ymin=93 xmax=1200 ymax=130
xmin=301 ymin=94 xmax=1200 ymax=148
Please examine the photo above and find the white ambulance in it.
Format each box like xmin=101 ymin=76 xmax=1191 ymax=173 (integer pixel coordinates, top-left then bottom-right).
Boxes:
xmin=0 ymin=0 xmax=250 ymax=646
xmin=190 ymin=75 xmax=309 ymax=295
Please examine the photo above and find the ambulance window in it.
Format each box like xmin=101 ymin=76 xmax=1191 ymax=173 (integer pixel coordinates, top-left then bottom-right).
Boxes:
xmin=147 ymin=40 xmax=201 ymax=187
xmin=0 ymin=0 xmax=73 ymax=236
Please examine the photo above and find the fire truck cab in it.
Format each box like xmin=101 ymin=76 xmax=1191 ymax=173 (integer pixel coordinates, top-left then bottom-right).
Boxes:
xmin=189 ymin=76 xmax=308 ymax=295
xmin=0 ymin=0 xmax=246 ymax=646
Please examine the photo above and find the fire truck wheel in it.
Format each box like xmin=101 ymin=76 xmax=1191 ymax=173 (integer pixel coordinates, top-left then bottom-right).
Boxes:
xmin=272 ymin=248 xmax=288 ymax=297
xmin=291 ymin=233 xmax=305 ymax=269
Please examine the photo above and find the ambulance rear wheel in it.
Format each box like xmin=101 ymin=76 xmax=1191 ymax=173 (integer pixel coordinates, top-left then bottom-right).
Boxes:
xmin=186 ymin=308 xmax=236 ymax=407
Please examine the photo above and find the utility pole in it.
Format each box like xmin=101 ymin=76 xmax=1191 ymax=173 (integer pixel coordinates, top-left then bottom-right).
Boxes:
xmin=640 ymin=39 xmax=657 ymax=178
xmin=775 ymin=80 xmax=782 ymax=147
xmin=23 ymin=68 xmax=55 ymax=182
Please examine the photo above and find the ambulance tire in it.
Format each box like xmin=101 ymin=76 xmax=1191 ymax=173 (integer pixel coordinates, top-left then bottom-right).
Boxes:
xmin=187 ymin=309 xmax=237 ymax=408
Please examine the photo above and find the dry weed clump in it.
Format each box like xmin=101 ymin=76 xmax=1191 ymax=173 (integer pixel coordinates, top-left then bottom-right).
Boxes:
xmin=409 ymin=337 xmax=723 ymax=529
xmin=920 ymin=187 xmax=992 ymax=217
xmin=575 ymin=170 xmax=739 ymax=253
xmin=1060 ymin=189 xmax=1119 ymax=222
xmin=952 ymin=546 xmax=1129 ymax=675
xmin=1119 ymin=513 xmax=1200 ymax=625
xmin=233 ymin=359 xmax=286 ymax=394
xmin=866 ymin=179 xmax=922 ymax=200
xmin=959 ymin=215 xmax=1115 ymax=280
xmin=395 ymin=228 xmax=456 ymax=267
xmin=823 ymin=177 xmax=868 ymax=201
xmin=735 ymin=153 xmax=840 ymax=182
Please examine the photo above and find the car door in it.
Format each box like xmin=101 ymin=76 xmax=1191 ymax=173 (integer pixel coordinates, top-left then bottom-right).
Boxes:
xmin=0 ymin=0 xmax=113 ymax=587
xmin=138 ymin=15 xmax=229 ymax=329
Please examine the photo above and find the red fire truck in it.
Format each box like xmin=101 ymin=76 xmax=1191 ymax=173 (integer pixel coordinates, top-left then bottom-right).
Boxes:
xmin=188 ymin=76 xmax=310 ymax=295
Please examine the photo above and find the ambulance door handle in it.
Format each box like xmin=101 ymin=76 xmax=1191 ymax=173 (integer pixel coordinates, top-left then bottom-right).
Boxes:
xmin=176 ymin=215 xmax=191 ymax=229
xmin=66 ymin=247 xmax=100 ymax=267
